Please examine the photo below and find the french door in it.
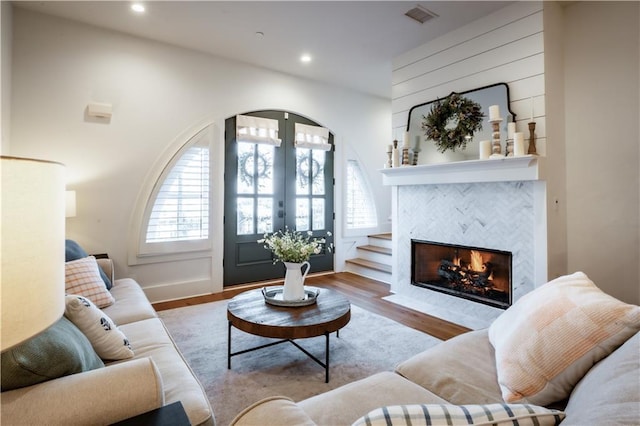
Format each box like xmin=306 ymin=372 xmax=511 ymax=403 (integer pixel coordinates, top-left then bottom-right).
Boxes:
xmin=223 ymin=111 xmax=334 ymax=286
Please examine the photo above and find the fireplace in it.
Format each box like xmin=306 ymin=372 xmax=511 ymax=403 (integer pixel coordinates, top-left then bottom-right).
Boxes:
xmin=411 ymin=240 xmax=512 ymax=309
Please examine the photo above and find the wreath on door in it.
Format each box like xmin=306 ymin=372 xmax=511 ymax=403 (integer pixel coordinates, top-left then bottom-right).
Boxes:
xmin=421 ymin=93 xmax=484 ymax=153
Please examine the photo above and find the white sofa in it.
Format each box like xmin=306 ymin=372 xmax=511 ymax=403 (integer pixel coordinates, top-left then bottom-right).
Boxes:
xmin=231 ymin=272 xmax=640 ymax=426
xmin=1 ymin=259 xmax=214 ymax=426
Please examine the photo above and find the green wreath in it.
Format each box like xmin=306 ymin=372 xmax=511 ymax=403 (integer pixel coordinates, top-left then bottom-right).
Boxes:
xmin=421 ymin=93 xmax=484 ymax=153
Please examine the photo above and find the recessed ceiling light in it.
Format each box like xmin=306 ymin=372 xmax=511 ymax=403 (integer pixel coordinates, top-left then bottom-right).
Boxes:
xmin=131 ymin=3 xmax=145 ymax=13
xmin=300 ymin=54 xmax=312 ymax=64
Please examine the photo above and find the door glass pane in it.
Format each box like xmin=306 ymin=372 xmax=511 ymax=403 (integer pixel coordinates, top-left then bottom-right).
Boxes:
xmin=296 ymin=148 xmax=310 ymax=195
xmin=296 ymin=197 xmax=310 ymax=231
xmin=237 ymin=197 xmax=254 ymax=235
xmin=312 ymin=149 xmax=325 ymax=195
xmin=237 ymin=142 xmax=255 ymax=194
xmin=256 ymin=145 xmax=274 ymax=195
xmin=312 ymin=198 xmax=325 ymax=230
xmin=257 ymin=198 xmax=273 ymax=234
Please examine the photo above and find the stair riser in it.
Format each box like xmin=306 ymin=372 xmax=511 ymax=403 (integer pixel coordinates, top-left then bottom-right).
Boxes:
xmin=367 ymin=237 xmax=392 ymax=250
xmin=355 ymin=250 xmax=392 ymax=265
xmin=344 ymin=264 xmax=392 ymax=284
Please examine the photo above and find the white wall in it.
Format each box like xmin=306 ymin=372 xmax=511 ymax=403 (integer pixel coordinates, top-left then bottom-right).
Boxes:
xmin=392 ymin=2 xmax=547 ymax=156
xmin=391 ymin=0 xmax=639 ymax=305
xmin=10 ymin=8 xmax=392 ymax=301
xmin=1 ymin=1 xmax=12 ymax=154
xmin=564 ymin=1 xmax=639 ymax=304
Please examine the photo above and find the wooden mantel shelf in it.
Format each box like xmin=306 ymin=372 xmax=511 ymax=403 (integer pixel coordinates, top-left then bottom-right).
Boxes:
xmin=380 ymin=155 xmax=544 ymax=186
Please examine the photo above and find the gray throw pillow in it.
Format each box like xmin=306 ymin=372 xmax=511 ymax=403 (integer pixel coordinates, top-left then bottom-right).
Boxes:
xmin=1 ymin=316 xmax=104 ymax=391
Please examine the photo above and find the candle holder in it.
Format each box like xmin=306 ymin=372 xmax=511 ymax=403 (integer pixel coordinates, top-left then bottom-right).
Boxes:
xmin=506 ymin=138 xmax=514 ymax=157
xmin=411 ymin=136 xmax=422 ymax=166
xmin=527 ymin=122 xmax=538 ymax=155
xmin=402 ymin=147 xmax=410 ymax=166
xmin=386 ymin=147 xmax=393 ymax=168
xmin=410 ymin=150 xmax=419 ymax=165
xmin=489 ymin=118 xmax=503 ymax=159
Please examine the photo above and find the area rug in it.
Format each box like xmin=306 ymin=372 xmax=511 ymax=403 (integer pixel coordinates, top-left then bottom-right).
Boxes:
xmin=158 ymin=299 xmax=442 ymax=426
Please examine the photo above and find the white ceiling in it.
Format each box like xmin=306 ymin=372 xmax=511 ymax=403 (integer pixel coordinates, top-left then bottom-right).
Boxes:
xmin=13 ymin=1 xmax=511 ymax=99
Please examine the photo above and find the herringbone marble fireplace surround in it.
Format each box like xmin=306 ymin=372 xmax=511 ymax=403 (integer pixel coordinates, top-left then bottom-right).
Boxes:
xmin=382 ymin=157 xmax=547 ymax=329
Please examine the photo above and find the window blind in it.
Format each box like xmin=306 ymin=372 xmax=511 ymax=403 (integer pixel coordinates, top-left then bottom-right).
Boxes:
xmin=346 ymin=159 xmax=378 ymax=229
xmin=145 ymin=142 xmax=209 ymax=243
xmin=294 ymin=123 xmax=332 ymax=151
xmin=236 ymin=114 xmax=282 ymax=146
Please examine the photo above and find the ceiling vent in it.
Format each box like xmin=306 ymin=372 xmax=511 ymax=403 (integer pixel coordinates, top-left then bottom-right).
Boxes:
xmin=405 ymin=5 xmax=438 ymax=24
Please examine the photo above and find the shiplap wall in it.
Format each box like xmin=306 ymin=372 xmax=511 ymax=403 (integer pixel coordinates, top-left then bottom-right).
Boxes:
xmin=392 ymin=2 xmax=546 ymax=157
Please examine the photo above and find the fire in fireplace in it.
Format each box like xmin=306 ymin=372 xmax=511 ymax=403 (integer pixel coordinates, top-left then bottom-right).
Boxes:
xmin=411 ymin=240 xmax=512 ymax=309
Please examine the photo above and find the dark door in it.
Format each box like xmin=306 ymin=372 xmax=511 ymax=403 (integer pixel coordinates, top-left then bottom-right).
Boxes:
xmin=223 ymin=111 xmax=334 ymax=286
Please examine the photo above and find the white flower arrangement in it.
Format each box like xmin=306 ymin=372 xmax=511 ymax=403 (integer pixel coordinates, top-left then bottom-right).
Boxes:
xmin=258 ymin=228 xmax=332 ymax=264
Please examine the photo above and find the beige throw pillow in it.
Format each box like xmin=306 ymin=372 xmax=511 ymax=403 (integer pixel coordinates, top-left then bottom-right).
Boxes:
xmin=65 ymin=256 xmax=115 ymax=308
xmin=64 ymin=294 xmax=134 ymax=361
xmin=488 ymin=271 xmax=640 ymax=405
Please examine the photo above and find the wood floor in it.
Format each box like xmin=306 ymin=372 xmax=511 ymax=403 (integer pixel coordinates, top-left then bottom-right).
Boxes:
xmin=152 ymin=272 xmax=470 ymax=341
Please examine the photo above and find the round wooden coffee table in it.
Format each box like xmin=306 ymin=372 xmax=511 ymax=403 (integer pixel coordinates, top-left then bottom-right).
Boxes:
xmin=227 ymin=287 xmax=351 ymax=383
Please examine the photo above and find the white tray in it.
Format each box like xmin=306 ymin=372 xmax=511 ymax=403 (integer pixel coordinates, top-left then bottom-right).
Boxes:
xmin=262 ymin=286 xmax=320 ymax=307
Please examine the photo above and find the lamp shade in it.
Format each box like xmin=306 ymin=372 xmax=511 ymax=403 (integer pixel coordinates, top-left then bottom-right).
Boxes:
xmin=1 ymin=156 xmax=66 ymax=351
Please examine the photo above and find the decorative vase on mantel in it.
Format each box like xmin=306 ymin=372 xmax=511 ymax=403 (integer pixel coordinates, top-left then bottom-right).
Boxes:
xmin=282 ymin=261 xmax=310 ymax=301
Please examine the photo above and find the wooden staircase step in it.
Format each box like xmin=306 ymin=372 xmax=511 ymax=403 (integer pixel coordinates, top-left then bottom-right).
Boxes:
xmin=358 ymin=245 xmax=392 ymax=255
xmin=345 ymin=258 xmax=392 ymax=273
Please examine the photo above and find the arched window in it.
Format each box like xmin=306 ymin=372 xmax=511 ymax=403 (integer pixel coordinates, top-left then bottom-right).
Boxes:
xmin=139 ymin=126 xmax=211 ymax=255
xmin=345 ymin=159 xmax=377 ymax=230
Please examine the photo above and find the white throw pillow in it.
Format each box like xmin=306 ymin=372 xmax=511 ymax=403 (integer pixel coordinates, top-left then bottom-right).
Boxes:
xmin=64 ymin=294 xmax=134 ymax=361
xmin=488 ymin=271 xmax=640 ymax=405
xmin=352 ymin=403 xmax=565 ymax=426
xmin=65 ymin=256 xmax=115 ymax=308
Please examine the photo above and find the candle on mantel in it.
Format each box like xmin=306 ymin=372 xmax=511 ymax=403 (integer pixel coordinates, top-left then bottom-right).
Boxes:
xmin=403 ymin=131 xmax=410 ymax=148
xmin=489 ymin=105 xmax=501 ymax=121
xmin=387 ymin=144 xmax=393 ymax=153
xmin=392 ymin=140 xmax=400 ymax=167
xmin=479 ymin=140 xmax=491 ymax=159
xmin=507 ymin=122 xmax=516 ymax=140
xmin=530 ymin=96 xmax=534 ymax=122
xmin=514 ymin=132 xmax=525 ymax=156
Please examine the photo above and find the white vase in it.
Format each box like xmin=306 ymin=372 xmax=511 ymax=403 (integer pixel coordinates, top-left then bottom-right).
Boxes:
xmin=282 ymin=261 xmax=310 ymax=301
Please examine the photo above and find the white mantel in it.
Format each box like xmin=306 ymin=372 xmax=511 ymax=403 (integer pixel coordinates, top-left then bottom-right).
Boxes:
xmin=380 ymin=155 xmax=545 ymax=186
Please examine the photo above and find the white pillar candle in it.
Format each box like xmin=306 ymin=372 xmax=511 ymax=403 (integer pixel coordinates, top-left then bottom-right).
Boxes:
xmin=479 ymin=140 xmax=491 ymax=159
xmin=387 ymin=144 xmax=393 ymax=153
xmin=403 ymin=131 xmax=410 ymax=148
xmin=514 ymin=132 xmax=525 ymax=156
xmin=507 ymin=122 xmax=516 ymax=140
xmin=392 ymin=146 xmax=400 ymax=167
xmin=530 ymin=96 xmax=534 ymax=122
xmin=489 ymin=105 xmax=500 ymax=121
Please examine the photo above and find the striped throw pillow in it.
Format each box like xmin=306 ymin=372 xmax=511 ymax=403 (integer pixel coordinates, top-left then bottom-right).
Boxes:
xmin=488 ymin=271 xmax=640 ymax=405
xmin=352 ymin=403 xmax=565 ymax=426
xmin=65 ymin=256 xmax=115 ymax=308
